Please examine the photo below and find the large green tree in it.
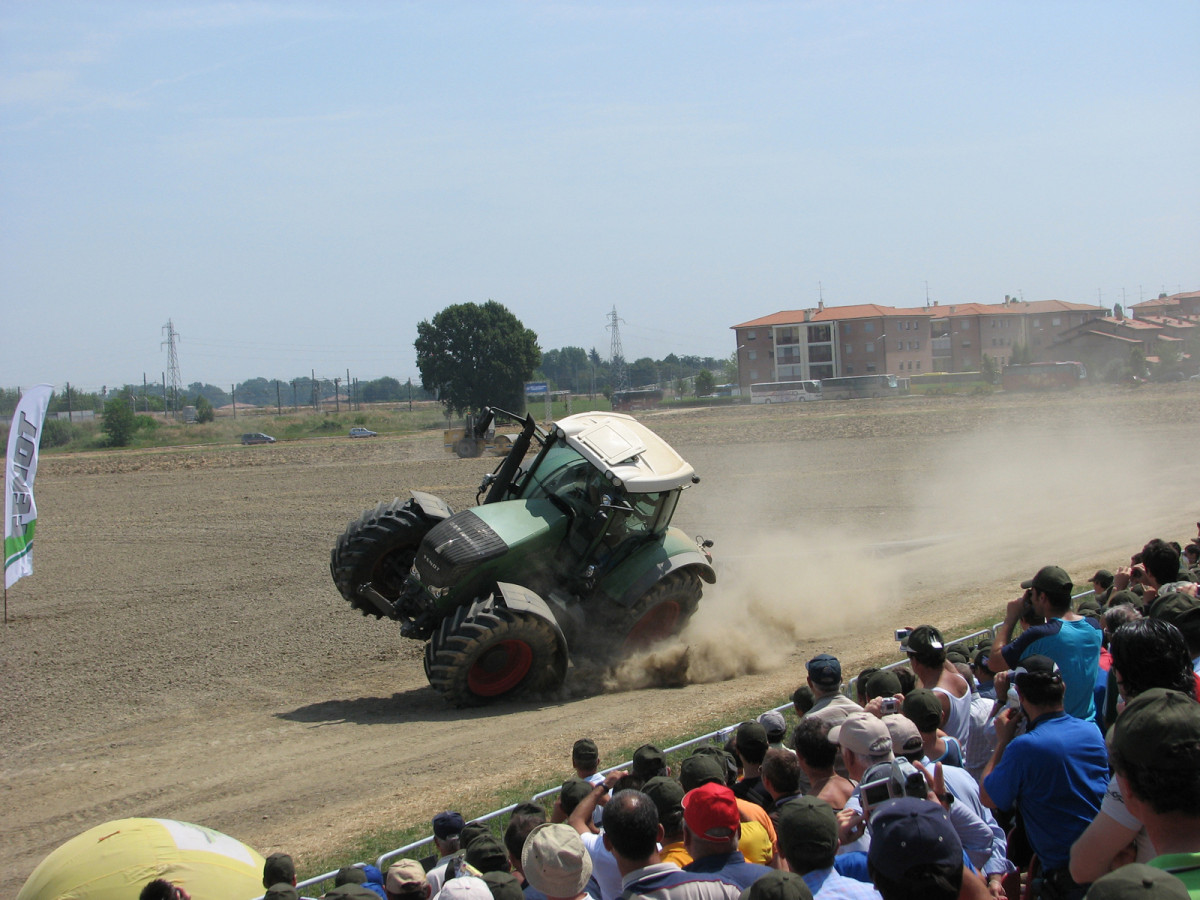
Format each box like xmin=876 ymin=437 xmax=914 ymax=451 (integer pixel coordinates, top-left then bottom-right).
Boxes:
xmin=415 ymin=300 xmax=541 ymax=415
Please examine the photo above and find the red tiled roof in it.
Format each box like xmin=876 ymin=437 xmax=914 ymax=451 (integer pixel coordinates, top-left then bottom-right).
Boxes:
xmin=732 ymin=298 xmax=1106 ymax=329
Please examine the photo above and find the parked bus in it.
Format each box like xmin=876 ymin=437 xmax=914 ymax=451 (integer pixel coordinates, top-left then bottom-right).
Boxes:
xmin=611 ymin=388 xmax=663 ymax=411
xmin=1001 ymin=361 xmax=1086 ymax=391
xmin=819 ymin=374 xmax=903 ymax=400
xmin=749 ymin=380 xmax=822 ymax=403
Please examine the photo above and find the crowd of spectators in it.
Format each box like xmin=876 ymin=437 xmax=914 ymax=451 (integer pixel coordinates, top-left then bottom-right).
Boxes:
xmin=144 ymin=532 xmax=1200 ymax=900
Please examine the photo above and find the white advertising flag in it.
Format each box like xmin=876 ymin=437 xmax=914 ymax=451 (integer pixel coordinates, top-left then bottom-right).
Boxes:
xmin=5 ymin=384 xmax=54 ymax=589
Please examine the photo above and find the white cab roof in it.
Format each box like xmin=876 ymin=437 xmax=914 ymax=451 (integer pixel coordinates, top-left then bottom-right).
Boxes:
xmin=555 ymin=411 xmax=695 ymax=493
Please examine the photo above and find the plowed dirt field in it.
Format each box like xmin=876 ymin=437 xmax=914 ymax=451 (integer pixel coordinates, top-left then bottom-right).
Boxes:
xmin=3 ymin=386 xmax=1197 ymax=895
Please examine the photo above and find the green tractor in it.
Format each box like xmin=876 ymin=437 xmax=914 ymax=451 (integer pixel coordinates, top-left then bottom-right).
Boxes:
xmin=330 ymin=408 xmax=715 ymax=705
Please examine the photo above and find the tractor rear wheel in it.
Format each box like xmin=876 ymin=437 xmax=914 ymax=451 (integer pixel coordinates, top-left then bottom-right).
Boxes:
xmin=424 ymin=596 xmax=566 ymax=706
xmin=329 ymin=498 xmax=433 ymax=617
xmin=617 ymin=570 xmax=703 ymax=655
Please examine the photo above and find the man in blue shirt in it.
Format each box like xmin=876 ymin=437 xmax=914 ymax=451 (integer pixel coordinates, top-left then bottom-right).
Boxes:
xmin=988 ymin=565 xmax=1103 ymax=720
xmin=981 ymin=656 xmax=1108 ymax=900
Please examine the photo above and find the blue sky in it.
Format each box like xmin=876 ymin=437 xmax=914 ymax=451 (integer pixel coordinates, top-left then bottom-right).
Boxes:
xmin=2 ymin=1 xmax=1197 ymax=392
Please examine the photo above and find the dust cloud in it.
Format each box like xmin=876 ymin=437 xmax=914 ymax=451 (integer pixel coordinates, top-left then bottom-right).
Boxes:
xmin=600 ymin=397 xmax=1200 ymax=694
xmin=602 ymin=527 xmax=904 ymax=692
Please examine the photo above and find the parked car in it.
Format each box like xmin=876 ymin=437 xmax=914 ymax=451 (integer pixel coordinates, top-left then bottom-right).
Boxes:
xmin=349 ymin=427 xmax=378 ymax=438
xmin=241 ymin=432 xmax=276 ymax=445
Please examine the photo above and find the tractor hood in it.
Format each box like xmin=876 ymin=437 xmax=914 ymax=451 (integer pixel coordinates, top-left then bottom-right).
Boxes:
xmin=553 ymin=412 xmax=695 ymax=494
xmin=413 ymin=500 xmax=565 ymax=590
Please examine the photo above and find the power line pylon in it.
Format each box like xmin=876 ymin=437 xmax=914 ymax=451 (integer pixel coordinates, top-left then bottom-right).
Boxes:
xmin=606 ymin=305 xmax=629 ymax=392
xmin=161 ymin=319 xmax=182 ymax=416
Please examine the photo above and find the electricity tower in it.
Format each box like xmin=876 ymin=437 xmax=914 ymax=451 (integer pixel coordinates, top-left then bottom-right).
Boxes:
xmin=162 ymin=319 xmax=182 ymax=416
xmin=606 ymin=306 xmax=629 ymax=392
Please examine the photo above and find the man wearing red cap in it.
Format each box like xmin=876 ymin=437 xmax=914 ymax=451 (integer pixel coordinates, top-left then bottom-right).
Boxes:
xmin=681 ymin=782 xmax=774 ymax=889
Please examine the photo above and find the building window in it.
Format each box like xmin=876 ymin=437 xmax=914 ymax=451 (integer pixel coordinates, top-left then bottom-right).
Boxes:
xmin=1032 ymin=319 xmax=1040 ymax=327
xmin=844 ymin=323 xmax=852 ymax=336
xmin=846 ymin=364 xmax=854 ymax=374
xmin=1051 ymin=317 xmax=1061 ymax=326
xmin=865 ymin=322 xmax=876 ymax=333
xmin=915 ymin=340 xmax=920 ymax=349
xmin=845 ymin=345 xmax=853 ymax=354
xmin=808 ymin=324 xmax=832 ymax=343
xmin=962 ymin=340 xmax=971 ymax=347
xmin=747 ymin=330 xmax=757 ymax=340
xmin=916 ymin=361 xmax=921 ymax=371
xmin=866 ymin=362 xmax=877 ymax=372
xmin=865 ymin=342 xmax=875 ymax=353
xmin=748 ymin=351 xmax=757 ymax=360
xmin=897 ymin=341 xmax=903 ymax=351
xmin=749 ymin=369 xmax=759 ymax=380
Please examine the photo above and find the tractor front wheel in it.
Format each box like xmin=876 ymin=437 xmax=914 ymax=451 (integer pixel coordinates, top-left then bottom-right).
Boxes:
xmin=424 ymin=596 xmax=566 ymax=706
xmin=330 ymin=499 xmax=434 ymax=617
xmin=617 ymin=570 xmax=703 ymax=655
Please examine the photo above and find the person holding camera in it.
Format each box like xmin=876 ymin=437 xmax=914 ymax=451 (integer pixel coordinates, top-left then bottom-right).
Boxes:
xmin=980 ymin=656 xmax=1107 ymax=900
xmin=987 ymin=566 xmax=1103 ymax=722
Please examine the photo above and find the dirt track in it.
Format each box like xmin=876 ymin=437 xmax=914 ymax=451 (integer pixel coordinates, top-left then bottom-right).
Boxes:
xmin=2 ymin=387 xmax=1198 ymax=895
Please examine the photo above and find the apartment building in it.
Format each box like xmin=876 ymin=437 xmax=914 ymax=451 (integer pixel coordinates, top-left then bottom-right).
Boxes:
xmin=732 ymin=298 xmax=1107 ymax=390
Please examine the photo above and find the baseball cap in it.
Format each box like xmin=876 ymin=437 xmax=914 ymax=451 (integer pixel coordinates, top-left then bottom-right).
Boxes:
xmin=881 ymin=714 xmax=924 ymax=757
xmin=521 ymin=823 xmax=593 ymax=898
xmin=433 ymin=811 xmax=465 ymax=840
xmin=334 ymin=866 xmax=368 ymax=886
xmin=264 ymin=853 xmax=296 ymax=887
xmin=632 ymin=744 xmax=667 ymax=780
xmin=973 ymin=649 xmax=990 ymax=671
xmin=265 ymin=885 xmax=299 ymax=900
xmin=324 ymin=885 xmax=378 ymax=900
xmin=482 ymin=871 xmax=525 ymax=900
xmin=1084 ymin=862 xmax=1190 ymax=900
xmin=558 ymin=778 xmax=593 ymax=815
xmin=680 ymin=753 xmax=726 ymax=791
xmin=1112 ymin=686 xmax=1200 ymax=770
xmin=1012 ymin=655 xmax=1063 ymax=692
xmin=775 ymin=796 xmax=838 ymax=862
xmin=758 ymin=710 xmax=787 ymax=743
xmin=827 ymin=714 xmax=892 ymax=760
xmin=736 ymin=721 xmax=769 ymax=758
xmin=682 ymin=781 xmax=740 ymax=840
xmin=806 ymin=654 xmax=842 ymax=689
xmin=864 ymin=670 xmax=902 ymax=700
xmin=465 ymin=835 xmax=509 ymax=873
xmin=1091 ymin=569 xmax=1115 ymax=588
xmin=1148 ymin=591 xmax=1200 ymax=645
xmin=386 ymin=859 xmax=428 ymax=895
xmin=902 ymin=689 xmax=944 ymax=734
xmin=572 ymin=738 xmax=599 ymax=764
xmin=738 ymin=870 xmax=814 ymax=900
xmin=903 ymin=625 xmax=945 ymax=657
xmin=460 ymin=821 xmax=492 ymax=850
xmin=642 ymin=775 xmax=685 ymax=819
xmin=867 ymin=797 xmax=963 ymax=880
xmin=439 ymin=877 xmax=494 ymax=900
xmin=1021 ymin=565 xmax=1073 ymax=595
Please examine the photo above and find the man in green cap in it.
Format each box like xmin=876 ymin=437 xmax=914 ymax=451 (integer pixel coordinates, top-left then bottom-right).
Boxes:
xmin=1109 ymin=687 xmax=1200 ymax=897
xmin=988 ymin=565 xmax=1103 ymax=720
xmin=775 ymin=796 xmax=881 ymax=900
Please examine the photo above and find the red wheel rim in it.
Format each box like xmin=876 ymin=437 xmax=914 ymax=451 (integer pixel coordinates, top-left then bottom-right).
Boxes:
xmin=624 ymin=601 xmax=681 ymax=650
xmin=467 ymin=640 xmax=534 ymax=696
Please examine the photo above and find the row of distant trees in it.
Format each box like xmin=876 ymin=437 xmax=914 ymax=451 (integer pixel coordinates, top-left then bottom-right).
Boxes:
xmin=0 ymin=350 xmax=732 ymax=420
